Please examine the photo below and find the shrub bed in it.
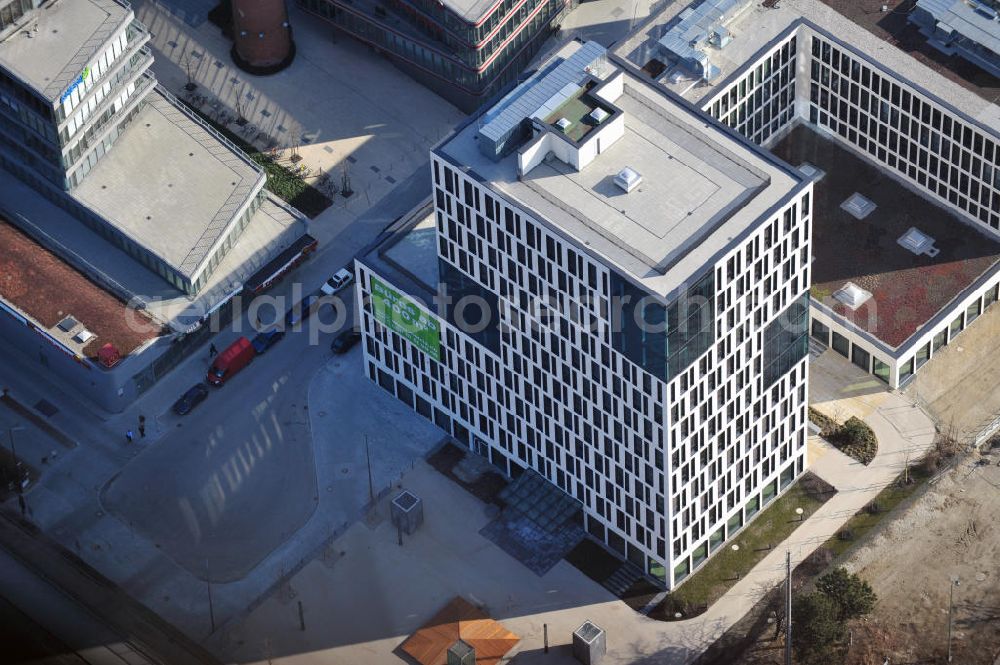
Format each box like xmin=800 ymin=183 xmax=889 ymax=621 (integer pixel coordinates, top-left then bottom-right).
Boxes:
xmin=181 ymin=102 xmax=332 ymax=218
xmin=808 ymin=408 xmax=878 ymax=465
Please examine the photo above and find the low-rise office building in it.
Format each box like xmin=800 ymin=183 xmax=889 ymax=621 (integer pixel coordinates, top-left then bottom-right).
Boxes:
xmin=357 ymin=40 xmax=812 ymax=587
xmin=0 ymin=0 xmax=311 ymax=410
xmin=616 ymin=0 xmax=1000 ymax=389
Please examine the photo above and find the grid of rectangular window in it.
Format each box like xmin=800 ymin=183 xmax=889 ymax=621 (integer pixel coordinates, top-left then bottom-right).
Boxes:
xmin=809 ymin=36 xmax=1000 ymax=231
xmin=357 ymin=151 xmax=813 ymax=587
xmin=706 ymin=35 xmax=797 ymax=146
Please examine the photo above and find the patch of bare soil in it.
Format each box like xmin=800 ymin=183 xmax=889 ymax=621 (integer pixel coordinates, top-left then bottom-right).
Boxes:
xmin=841 ymin=452 xmax=1000 ymax=664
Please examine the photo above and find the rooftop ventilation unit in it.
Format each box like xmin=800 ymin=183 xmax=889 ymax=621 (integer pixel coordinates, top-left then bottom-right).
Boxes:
xmin=840 ymin=193 xmax=877 ymax=220
xmin=614 ymin=167 xmax=642 ymax=193
xmin=555 ymin=117 xmax=572 ymax=133
xmin=797 ymin=162 xmax=826 ymax=182
xmin=74 ymin=329 xmax=95 ymax=344
xmin=709 ymin=26 xmax=733 ymax=48
xmin=57 ymin=316 xmax=78 ymax=332
xmin=898 ymin=227 xmax=940 ymax=257
xmin=833 ymin=282 xmax=873 ymax=310
xmin=590 ymin=107 xmax=610 ymax=124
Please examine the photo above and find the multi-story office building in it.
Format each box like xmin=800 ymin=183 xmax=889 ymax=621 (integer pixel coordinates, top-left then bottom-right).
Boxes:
xmin=0 ymin=0 xmax=310 ymax=410
xmin=618 ymin=0 xmax=1000 ymax=389
xmin=356 ymin=40 xmax=812 ymax=587
xmin=297 ymin=0 xmax=575 ymax=111
xmin=0 ymin=0 xmax=307 ymax=298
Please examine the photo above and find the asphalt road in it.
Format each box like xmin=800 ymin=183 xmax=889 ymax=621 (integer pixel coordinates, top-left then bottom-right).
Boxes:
xmin=0 ymin=512 xmax=222 ymax=664
xmin=102 ymin=301 xmax=354 ymax=584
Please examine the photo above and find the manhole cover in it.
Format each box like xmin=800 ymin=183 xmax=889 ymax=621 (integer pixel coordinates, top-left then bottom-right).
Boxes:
xmin=35 ymin=399 xmax=59 ymax=417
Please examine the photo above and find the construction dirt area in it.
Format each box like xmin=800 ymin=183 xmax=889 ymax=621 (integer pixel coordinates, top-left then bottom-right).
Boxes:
xmin=904 ymin=302 xmax=1000 ymax=445
xmin=842 ymin=449 xmax=1000 ymax=665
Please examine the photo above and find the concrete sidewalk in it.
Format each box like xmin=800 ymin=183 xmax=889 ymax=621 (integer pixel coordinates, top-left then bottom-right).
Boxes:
xmin=207 ymin=355 xmax=938 ymax=664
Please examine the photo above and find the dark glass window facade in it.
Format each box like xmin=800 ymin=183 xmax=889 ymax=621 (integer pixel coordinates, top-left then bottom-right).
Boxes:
xmin=762 ymin=292 xmax=809 ymax=388
xmin=610 ymin=270 xmax=715 ymax=382
xmin=439 ymin=258 xmax=502 ymax=355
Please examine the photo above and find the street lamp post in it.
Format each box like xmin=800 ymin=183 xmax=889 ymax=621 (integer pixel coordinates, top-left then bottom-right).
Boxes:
xmin=7 ymin=426 xmax=25 ymax=491
xmin=795 ymin=507 xmax=804 ymax=522
xmin=948 ymin=576 xmax=960 ymax=662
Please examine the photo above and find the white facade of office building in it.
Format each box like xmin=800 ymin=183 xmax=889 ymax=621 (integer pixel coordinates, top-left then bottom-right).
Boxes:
xmin=693 ymin=18 xmax=1000 ymax=388
xmin=356 ymin=42 xmax=812 ymax=587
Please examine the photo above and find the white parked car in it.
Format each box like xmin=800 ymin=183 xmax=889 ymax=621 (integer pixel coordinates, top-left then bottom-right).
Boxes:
xmin=320 ymin=268 xmax=354 ymax=296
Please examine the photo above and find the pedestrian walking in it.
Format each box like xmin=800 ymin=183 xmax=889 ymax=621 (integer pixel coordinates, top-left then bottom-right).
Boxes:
xmin=17 ymin=494 xmax=25 ymax=518
xmin=126 ymin=429 xmax=134 ymax=443
xmin=138 ymin=415 xmax=146 ymax=438
xmin=209 ymin=343 xmax=218 ymax=357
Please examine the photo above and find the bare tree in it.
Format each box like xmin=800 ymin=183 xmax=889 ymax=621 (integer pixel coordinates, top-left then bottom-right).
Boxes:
xmin=231 ymin=80 xmax=248 ymax=125
xmin=181 ymin=52 xmax=198 ymax=91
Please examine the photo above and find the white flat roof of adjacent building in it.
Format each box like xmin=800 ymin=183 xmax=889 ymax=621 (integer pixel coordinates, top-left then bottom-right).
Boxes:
xmin=614 ymin=0 xmax=1000 ymax=130
xmin=0 ymin=0 xmax=131 ymax=102
xmin=0 ymin=162 xmax=306 ymax=331
xmin=438 ymin=41 xmax=800 ymax=297
xmin=73 ymin=88 xmax=266 ymax=282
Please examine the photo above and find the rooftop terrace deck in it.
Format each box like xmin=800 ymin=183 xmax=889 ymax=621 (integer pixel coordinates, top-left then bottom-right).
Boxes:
xmin=0 ymin=217 xmax=160 ymax=359
xmin=73 ymin=88 xmax=265 ymax=281
xmin=0 ymin=0 xmax=130 ymax=102
xmin=772 ymin=124 xmax=1000 ymax=349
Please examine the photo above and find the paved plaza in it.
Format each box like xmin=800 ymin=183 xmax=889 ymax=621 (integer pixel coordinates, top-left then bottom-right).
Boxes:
xmin=205 ymin=350 xmax=936 ymax=665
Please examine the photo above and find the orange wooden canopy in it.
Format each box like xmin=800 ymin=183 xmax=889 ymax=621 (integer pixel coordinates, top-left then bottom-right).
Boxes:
xmin=401 ymin=597 xmax=520 ymax=665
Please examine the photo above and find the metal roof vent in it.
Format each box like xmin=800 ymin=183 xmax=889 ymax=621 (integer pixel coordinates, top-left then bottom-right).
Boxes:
xmin=614 ymin=167 xmax=642 ymax=193
xmin=57 ymin=316 xmax=78 ymax=332
xmin=797 ymin=162 xmax=826 ymax=182
xmin=840 ymin=193 xmax=877 ymax=220
xmin=74 ymin=329 xmax=95 ymax=344
xmin=590 ymin=107 xmax=610 ymax=124
xmin=555 ymin=117 xmax=572 ymax=133
xmin=834 ymin=282 xmax=873 ymax=310
xmin=898 ymin=227 xmax=940 ymax=257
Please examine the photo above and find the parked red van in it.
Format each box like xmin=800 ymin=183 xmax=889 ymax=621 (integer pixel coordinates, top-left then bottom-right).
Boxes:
xmin=207 ymin=336 xmax=256 ymax=386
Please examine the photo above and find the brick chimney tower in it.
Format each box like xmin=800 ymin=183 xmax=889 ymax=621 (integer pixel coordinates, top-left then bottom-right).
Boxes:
xmin=231 ymin=0 xmax=295 ymax=74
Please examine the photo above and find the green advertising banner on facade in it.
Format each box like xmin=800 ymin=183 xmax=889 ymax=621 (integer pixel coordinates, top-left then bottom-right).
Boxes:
xmin=370 ymin=276 xmax=441 ymax=362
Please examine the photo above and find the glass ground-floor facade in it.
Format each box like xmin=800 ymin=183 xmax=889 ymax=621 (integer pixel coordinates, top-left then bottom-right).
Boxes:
xmin=810 ymin=274 xmax=1000 ymax=388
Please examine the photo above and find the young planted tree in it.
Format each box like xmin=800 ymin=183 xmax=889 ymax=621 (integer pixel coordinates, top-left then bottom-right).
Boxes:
xmin=792 ymin=592 xmax=844 ymax=663
xmin=816 ymin=566 xmax=877 ymax=622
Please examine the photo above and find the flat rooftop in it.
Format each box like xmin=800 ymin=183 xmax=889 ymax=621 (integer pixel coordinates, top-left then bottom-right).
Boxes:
xmin=0 ymin=166 xmax=307 ymax=332
xmin=820 ymin=0 xmax=1000 ymax=105
xmin=0 ymin=217 xmax=160 ymax=359
xmin=73 ymin=88 xmax=265 ymax=281
xmin=439 ymin=42 xmax=798 ymax=296
xmin=0 ymin=0 xmax=131 ymax=102
xmin=361 ymin=202 xmax=441 ymax=310
xmin=440 ymin=0 xmax=500 ymax=25
xmin=772 ymin=125 xmax=1000 ymax=349
xmin=614 ymin=0 xmax=1000 ymax=129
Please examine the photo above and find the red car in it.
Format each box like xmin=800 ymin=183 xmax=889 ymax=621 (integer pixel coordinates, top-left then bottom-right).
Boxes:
xmin=207 ymin=337 xmax=256 ymax=386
